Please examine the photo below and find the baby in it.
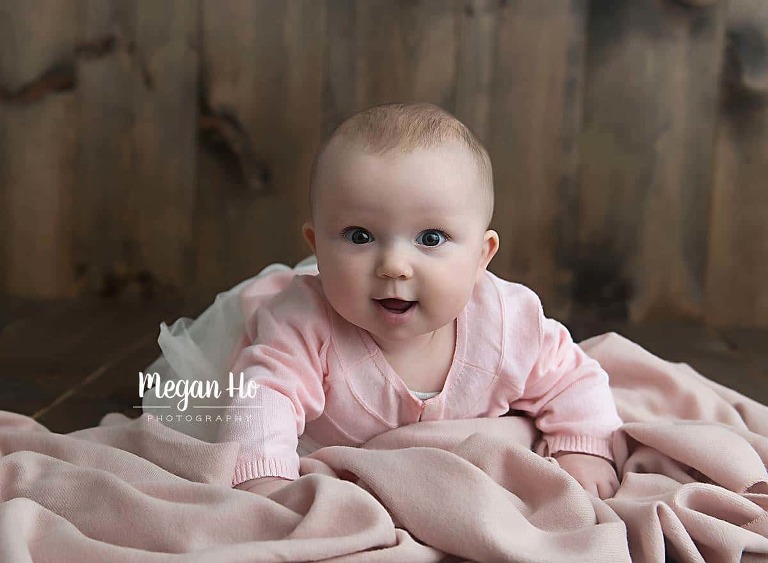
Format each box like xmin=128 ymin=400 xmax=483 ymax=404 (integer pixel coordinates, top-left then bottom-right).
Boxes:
xmin=219 ymin=102 xmax=622 ymax=499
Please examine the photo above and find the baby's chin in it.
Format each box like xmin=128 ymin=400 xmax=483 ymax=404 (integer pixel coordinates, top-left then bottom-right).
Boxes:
xmin=367 ymin=316 xmax=455 ymax=341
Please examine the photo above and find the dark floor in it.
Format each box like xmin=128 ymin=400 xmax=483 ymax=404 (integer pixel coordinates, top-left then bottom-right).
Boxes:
xmin=0 ymin=296 xmax=766 ymax=434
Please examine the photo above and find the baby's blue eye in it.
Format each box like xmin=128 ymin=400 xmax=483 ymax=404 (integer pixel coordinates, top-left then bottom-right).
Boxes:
xmin=343 ymin=227 xmax=374 ymax=245
xmin=417 ymin=230 xmax=447 ymax=247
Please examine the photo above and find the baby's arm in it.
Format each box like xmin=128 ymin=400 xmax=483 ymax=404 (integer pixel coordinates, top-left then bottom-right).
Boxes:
xmin=218 ymin=277 xmax=329 ymax=490
xmin=513 ymin=315 xmax=622 ymax=498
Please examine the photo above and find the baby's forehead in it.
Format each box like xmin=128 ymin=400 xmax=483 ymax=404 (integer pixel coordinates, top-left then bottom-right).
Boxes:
xmin=310 ymin=135 xmax=492 ymax=222
xmin=322 ymin=145 xmax=473 ymax=193
xmin=319 ymin=137 xmax=478 ymax=181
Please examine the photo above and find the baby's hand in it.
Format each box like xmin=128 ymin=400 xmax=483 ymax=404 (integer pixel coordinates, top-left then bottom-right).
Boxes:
xmin=554 ymin=452 xmax=619 ymax=499
xmin=235 ymin=476 xmax=291 ymax=497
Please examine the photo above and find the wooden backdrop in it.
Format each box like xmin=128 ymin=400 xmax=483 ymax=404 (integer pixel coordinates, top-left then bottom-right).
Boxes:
xmin=0 ymin=0 xmax=766 ymax=327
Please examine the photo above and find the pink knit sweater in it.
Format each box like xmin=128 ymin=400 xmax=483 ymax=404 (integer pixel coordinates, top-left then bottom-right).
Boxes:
xmin=218 ymin=271 xmax=622 ymax=485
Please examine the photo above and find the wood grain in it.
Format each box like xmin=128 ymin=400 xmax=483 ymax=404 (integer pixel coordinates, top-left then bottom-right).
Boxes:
xmin=0 ymin=1 xmax=79 ymax=298
xmin=721 ymin=328 xmax=768 ymax=376
xmin=0 ymin=298 xmax=181 ymax=417
xmin=324 ymin=0 xmax=459 ymax=134
xmin=705 ymin=0 xmax=768 ymax=326
xmin=130 ymin=0 xmax=199 ymax=291
xmin=34 ymin=334 xmax=160 ymax=433
xmin=195 ymin=0 xmax=326 ymax=297
xmin=578 ymin=0 xmax=726 ymax=322
xmin=0 ymin=1 xmax=765 ymax=327
xmin=74 ymin=0 xmax=139 ymax=296
xmin=485 ymin=0 xmax=588 ymax=317
xmin=455 ymin=0 xmax=498 ymax=143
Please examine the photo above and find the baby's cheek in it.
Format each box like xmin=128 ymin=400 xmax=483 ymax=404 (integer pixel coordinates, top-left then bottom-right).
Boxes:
xmin=442 ymin=267 xmax=476 ymax=301
xmin=325 ymin=267 xmax=355 ymax=293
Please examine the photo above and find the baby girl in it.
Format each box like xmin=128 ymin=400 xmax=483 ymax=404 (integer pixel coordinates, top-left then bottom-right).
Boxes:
xmin=219 ymin=102 xmax=622 ymax=499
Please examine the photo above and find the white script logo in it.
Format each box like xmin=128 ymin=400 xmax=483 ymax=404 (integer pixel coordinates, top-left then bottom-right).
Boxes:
xmin=138 ymin=372 xmax=261 ymax=411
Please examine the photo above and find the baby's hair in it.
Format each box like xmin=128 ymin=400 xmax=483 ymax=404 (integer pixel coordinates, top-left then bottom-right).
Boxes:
xmin=309 ymin=102 xmax=494 ymax=227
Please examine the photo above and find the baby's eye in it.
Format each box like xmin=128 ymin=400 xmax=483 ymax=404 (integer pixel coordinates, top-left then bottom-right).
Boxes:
xmin=416 ymin=229 xmax=448 ymax=247
xmin=343 ymin=227 xmax=374 ymax=245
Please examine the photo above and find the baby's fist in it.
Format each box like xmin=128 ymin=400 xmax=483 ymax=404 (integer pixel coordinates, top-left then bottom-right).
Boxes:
xmin=554 ymin=452 xmax=619 ymax=499
xmin=235 ymin=476 xmax=291 ymax=497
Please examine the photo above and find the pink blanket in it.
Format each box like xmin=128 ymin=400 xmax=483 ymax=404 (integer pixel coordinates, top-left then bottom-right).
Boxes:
xmin=1 ymin=332 xmax=767 ymax=562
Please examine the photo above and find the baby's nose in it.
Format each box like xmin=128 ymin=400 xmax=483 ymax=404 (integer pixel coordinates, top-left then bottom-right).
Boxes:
xmin=375 ymin=245 xmax=413 ymax=279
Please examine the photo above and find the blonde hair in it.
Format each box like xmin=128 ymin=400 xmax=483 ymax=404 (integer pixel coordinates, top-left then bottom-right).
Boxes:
xmin=309 ymin=102 xmax=494 ymax=226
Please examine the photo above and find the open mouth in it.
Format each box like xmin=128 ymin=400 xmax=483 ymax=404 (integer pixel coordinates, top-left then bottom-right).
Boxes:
xmin=375 ymin=298 xmax=416 ymax=314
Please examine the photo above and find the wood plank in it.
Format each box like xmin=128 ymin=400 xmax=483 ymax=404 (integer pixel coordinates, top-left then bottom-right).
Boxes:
xmin=0 ymin=301 xmax=123 ymax=415
xmin=131 ymin=0 xmax=199 ymax=290
xmin=324 ymin=0 xmax=459 ymax=135
xmin=721 ymin=328 xmax=768 ymax=376
xmin=195 ymin=0 xmax=326 ymax=297
xmin=73 ymin=0 xmax=139 ymax=296
xmin=455 ymin=0 xmax=498 ymax=143
xmin=0 ymin=299 xmax=185 ymax=416
xmin=705 ymin=0 xmax=768 ymax=326
xmin=578 ymin=0 xmax=726 ymax=322
xmin=0 ymin=1 xmax=79 ymax=298
xmin=73 ymin=0 xmax=198 ymax=298
xmin=484 ymin=0 xmax=588 ymax=317
xmin=35 ymin=335 xmax=159 ymax=433
xmin=0 ymin=297 xmax=60 ymax=334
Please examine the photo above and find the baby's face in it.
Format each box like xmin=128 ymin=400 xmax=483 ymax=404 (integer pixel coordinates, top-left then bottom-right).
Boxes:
xmin=303 ymin=139 xmax=498 ymax=347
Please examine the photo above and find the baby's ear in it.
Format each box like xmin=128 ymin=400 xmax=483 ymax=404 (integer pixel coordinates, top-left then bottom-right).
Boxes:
xmin=477 ymin=230 xmax=499 ymax=282
xmin=302 ymin=222 xmax=317 ymax=253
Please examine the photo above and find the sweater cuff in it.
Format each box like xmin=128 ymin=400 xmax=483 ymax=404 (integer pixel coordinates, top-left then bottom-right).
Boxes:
xmin=545 ymin=434 xmax=614 ymax=462
xmin=232 ymin=457 xmax=300 ymax=487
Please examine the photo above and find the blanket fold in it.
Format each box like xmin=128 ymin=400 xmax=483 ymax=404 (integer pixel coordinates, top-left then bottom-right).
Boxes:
xmin=0 ymin=332 xmax=766 ymax=562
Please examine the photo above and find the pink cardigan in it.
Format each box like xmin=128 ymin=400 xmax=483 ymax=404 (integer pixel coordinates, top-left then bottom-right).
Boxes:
xmin=219 ymin=271 xmax=622 ymax=485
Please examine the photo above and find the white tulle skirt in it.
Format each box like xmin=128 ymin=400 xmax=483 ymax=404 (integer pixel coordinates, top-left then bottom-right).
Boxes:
xmin=140 ymin=256 xmax=319 ymax=443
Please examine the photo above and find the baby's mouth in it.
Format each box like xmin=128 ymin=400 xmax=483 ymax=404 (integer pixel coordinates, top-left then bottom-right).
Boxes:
xmin=375 ymin=298 xmax=416 ymax=314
